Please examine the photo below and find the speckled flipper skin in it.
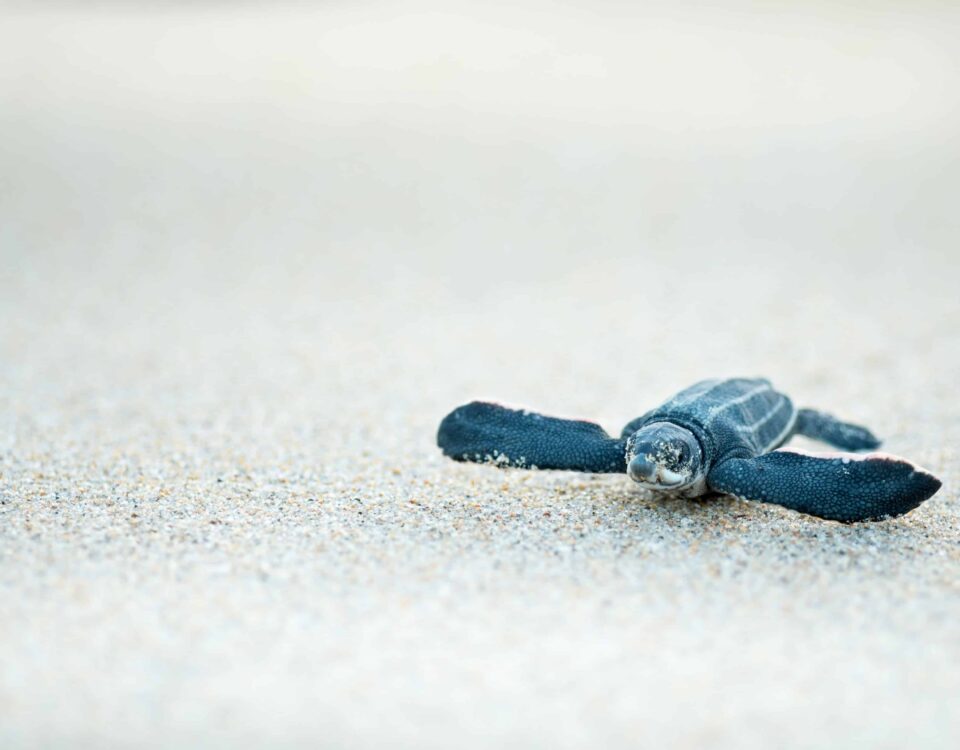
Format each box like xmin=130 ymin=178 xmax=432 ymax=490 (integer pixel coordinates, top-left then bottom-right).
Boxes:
xmin=793 ymin=409 xmax=880 ymax=451
xmin=707 ymin=450 xmax=941 ymax=522
xmin=437 ymin=402 xmax=627 ymax=473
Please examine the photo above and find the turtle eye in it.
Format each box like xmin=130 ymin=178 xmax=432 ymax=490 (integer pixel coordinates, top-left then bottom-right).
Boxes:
xmin=677 ymin=444 xmax=689 ymax=462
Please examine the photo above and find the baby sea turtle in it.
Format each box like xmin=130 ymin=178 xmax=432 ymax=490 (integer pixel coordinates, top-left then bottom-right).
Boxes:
xmin=437 ymin=377 xmax=941 ymax=522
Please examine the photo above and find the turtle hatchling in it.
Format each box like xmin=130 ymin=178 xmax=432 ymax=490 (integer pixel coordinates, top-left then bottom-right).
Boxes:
xmin=437 ymin=377 xmax=941 ymax=522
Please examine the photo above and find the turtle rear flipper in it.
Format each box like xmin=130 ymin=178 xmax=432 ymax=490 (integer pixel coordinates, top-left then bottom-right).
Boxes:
xmin=707 ymin=449 xmax=941 ymax=522
xmin=437 ymin=402 xmax=626 ymax=473
xmin=794 ymin=409 xmax=880 ymax=451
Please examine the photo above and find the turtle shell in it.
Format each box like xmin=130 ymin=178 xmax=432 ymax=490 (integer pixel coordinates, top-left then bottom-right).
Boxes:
xmin=635 ymin=378 xmax=796 ymax=465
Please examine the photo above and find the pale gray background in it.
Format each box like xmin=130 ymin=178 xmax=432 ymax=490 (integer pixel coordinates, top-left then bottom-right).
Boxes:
xmin=1 ymin=1 xmax=959 ymax=748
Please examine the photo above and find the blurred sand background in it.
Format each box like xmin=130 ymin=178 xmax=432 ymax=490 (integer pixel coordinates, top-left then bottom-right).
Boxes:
xmin=1 ymin=1 xmax=959 ymax=747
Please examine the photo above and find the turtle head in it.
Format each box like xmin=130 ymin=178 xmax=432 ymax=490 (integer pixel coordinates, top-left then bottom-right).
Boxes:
xmin=625 ymin=422 xmax=703 ymax=490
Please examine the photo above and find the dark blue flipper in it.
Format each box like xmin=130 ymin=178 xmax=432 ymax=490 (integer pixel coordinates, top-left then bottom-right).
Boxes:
xmin=794 ymin=409 xmax=880 ymax=451
xmin=437 ymin=402 xmax=627 ymax=473
xmin=707 ymin=449 xmax=941 ymax=522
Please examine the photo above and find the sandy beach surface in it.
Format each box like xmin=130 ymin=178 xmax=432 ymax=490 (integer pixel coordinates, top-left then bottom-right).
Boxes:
xmin=2 ymin=2 xmax=959 ymax=748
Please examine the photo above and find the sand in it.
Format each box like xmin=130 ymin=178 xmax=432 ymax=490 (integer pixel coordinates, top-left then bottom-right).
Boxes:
xmin=1 ymin=2 xmax=959 ymax=748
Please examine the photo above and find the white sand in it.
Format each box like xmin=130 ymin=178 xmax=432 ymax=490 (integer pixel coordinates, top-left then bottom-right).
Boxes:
xmin=1 ymin=2 xmax=959 ymax=748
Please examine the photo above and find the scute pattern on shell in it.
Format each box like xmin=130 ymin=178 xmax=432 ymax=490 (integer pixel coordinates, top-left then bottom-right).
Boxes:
xmin=629 ymin=377 xmax=797 ymax=463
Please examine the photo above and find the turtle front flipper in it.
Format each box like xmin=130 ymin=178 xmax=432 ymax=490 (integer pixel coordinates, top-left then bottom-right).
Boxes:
xmin=437 ymin=402 xmax=627 ymax=473
xmin=793 ymin=409 xmax=880 ymax=451
xmin=707 ymin=449 xmax=941 ymax=522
